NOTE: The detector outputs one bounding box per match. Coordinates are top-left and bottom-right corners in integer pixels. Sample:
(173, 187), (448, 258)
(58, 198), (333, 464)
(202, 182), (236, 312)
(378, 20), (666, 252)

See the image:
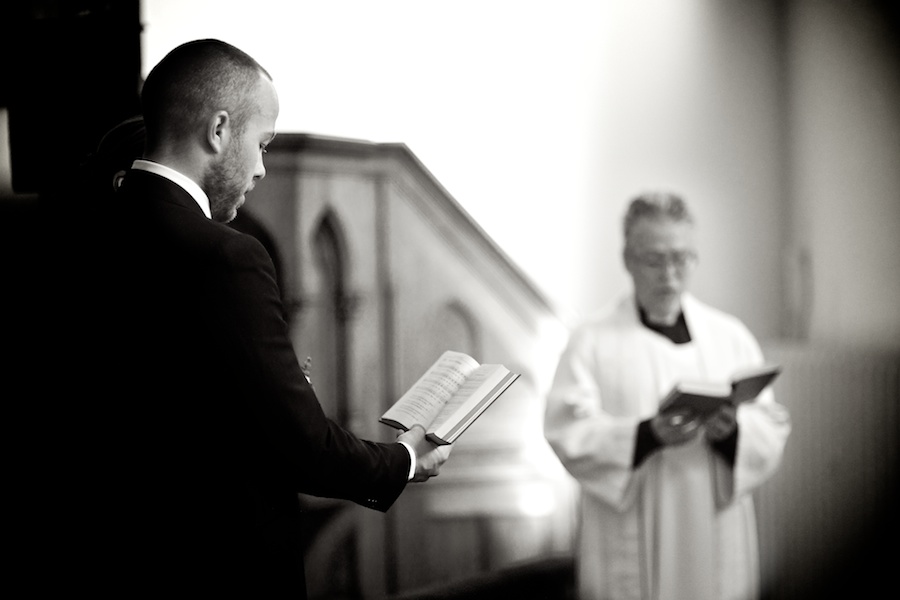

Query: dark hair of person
(140, 39), (272, 152)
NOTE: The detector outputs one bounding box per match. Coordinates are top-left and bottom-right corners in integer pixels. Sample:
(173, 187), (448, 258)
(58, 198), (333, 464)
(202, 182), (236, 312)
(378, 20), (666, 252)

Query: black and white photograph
(2, 2), (897, 599)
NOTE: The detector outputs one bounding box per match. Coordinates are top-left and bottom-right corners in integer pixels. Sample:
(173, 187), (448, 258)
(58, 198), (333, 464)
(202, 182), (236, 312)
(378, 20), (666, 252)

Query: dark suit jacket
(70, 169), (410, 596)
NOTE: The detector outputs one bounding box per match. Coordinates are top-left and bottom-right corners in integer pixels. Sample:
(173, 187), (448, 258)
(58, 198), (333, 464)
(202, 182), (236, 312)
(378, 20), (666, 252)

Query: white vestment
(544, 293), (790, 600)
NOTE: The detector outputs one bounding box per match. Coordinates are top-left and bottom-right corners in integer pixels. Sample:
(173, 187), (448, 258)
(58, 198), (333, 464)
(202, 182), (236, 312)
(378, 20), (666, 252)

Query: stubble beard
(204, 141), (246, 223)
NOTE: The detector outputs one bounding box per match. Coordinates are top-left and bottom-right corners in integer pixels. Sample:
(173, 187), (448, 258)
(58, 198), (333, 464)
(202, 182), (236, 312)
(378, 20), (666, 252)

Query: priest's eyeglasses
(630, 250), (697, 271)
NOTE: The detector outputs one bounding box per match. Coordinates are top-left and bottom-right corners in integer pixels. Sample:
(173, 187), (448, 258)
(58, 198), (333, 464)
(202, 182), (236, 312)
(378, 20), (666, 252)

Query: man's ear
(207, 110), (230, 154)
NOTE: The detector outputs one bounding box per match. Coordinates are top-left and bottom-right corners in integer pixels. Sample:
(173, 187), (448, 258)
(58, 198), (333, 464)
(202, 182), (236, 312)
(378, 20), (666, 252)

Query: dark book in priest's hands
(380, 350), (521, 445)
(658, 363), (782, 420)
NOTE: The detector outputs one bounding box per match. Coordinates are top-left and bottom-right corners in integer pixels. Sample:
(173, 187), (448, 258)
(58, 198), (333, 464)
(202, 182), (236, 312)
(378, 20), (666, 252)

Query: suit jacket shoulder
(104, 169), (410, 509)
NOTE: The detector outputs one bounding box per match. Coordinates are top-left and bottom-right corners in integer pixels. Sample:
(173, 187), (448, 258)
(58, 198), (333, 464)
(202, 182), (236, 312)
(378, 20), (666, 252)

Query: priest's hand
(650, 409), (702, 445)
(704, 403), (737, 442)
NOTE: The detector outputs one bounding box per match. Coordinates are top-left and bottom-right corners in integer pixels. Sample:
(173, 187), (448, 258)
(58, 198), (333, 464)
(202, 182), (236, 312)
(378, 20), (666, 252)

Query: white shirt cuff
(397, 441), (417, 481)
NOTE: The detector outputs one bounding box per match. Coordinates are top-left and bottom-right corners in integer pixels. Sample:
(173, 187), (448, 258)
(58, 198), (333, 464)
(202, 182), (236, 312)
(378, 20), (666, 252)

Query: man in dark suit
(74, 38), (450, 596)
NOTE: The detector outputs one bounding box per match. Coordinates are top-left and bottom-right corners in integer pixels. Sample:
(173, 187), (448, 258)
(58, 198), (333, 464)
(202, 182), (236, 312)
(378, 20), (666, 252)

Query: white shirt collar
(131, 159), (212, 219)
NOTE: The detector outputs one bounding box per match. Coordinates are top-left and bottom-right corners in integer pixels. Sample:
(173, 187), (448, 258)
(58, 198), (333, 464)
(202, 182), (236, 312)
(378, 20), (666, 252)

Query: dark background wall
(1, 0), (142, 195)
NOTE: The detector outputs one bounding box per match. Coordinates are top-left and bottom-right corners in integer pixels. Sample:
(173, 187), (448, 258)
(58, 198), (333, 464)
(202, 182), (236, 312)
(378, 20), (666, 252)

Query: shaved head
(140, 39), (272, 153)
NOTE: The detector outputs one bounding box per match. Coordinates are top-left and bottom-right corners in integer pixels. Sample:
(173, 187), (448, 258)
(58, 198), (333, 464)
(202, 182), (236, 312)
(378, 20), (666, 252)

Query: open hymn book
(380, 350), (521, 445)
(658, 363), (782, 420)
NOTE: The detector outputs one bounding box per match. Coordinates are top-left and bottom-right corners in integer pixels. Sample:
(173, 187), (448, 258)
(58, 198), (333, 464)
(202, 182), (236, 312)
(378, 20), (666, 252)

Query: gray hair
(623, 191), (694, 239)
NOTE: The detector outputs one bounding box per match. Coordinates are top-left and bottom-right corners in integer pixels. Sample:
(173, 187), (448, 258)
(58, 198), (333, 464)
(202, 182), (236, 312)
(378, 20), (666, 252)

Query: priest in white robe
(544, 192), (791, 600)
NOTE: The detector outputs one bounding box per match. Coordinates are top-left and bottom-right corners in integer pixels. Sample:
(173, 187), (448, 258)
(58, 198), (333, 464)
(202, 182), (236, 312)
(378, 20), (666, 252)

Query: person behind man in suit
(76, 38), (451, 596)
